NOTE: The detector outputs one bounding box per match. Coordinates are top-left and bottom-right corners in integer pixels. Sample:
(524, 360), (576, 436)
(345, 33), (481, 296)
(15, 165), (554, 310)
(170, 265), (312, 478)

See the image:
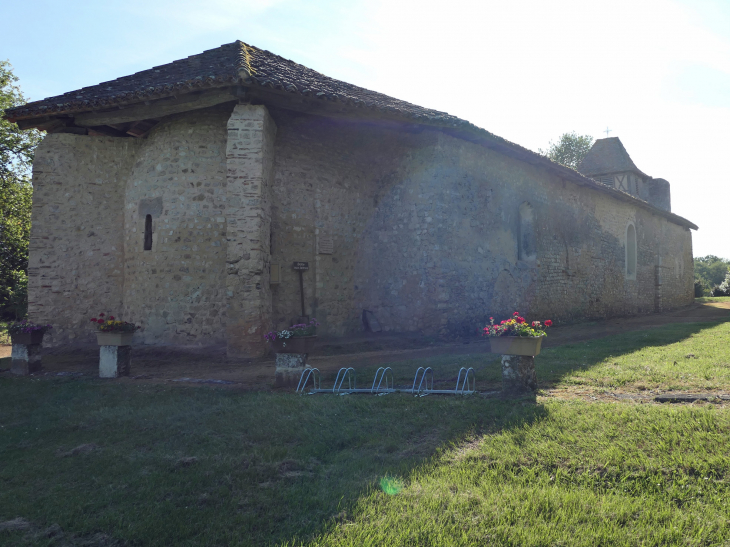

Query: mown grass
(1, 320), (730, 545)
(301, 402), (730, 546)
(695, 296), (730, 304)
(537, 320), (730, 393)
(331, 320), (730, 394)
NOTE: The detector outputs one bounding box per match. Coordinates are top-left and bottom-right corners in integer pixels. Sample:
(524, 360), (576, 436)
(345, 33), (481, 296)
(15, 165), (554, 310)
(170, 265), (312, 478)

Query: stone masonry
(25, 107), (694, 357)
(10, 41), (697, 359)
(225, 105), (277, 357)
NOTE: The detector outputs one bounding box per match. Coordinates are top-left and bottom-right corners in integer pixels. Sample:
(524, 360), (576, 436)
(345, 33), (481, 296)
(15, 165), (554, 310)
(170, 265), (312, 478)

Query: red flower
(99, 313), (105, 317)
(90, 318), (97, 322)
(531, 321), (536, 327)
(500, 320), (506, 325)
(545, 320), (553, 327)
(516, 317), (525, 324)
(489, 317), (494, 321)
(109, 316), (115, 320)
(513, 311), (519, 316)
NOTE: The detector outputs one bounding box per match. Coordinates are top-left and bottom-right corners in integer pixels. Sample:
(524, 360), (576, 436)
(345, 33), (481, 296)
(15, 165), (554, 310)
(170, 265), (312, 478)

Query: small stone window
(518, 202), (536, 261)
(144, 214), (153, 251)
(626, 223), (637, 278)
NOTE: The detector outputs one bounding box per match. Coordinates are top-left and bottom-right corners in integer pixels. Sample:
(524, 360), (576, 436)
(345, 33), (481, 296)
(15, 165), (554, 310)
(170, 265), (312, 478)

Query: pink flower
(545, 320), (553, 327)
(513, 311), (519, 316)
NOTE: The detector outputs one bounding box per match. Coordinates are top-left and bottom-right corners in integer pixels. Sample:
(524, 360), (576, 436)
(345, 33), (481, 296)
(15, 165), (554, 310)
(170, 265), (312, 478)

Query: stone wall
(122, 105), (231, 346)
(268, 112), (694, 339)
(28, 134), (141, 345)
(268, 110), (414, 336)
(26, 105), (694, 354)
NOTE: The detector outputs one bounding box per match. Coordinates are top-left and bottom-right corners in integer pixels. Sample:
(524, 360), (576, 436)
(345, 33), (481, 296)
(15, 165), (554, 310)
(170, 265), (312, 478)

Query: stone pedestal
(501, 354), (537, 395)
(275, 352), (307, 387)
(99, 345), (131, 378)
(10, 343), (43, 375)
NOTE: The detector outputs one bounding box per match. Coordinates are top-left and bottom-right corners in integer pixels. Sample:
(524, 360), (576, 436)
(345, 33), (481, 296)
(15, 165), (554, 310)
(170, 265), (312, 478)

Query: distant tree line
(0, 60), (42, 319)
(694, 255), (730, 297)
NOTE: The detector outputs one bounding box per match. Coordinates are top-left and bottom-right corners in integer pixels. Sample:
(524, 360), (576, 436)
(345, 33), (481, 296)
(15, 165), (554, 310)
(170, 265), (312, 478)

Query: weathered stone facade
(26, 103), (695, 355)
(28, 134), (141, 343)
(268, 113), (694, 338)
(14, 42), (695, 358)
(122, 106), (229, 346)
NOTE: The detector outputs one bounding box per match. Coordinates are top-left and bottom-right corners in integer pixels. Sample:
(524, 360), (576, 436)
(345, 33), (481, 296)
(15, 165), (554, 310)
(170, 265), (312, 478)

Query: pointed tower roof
(578, 137), (648, 178)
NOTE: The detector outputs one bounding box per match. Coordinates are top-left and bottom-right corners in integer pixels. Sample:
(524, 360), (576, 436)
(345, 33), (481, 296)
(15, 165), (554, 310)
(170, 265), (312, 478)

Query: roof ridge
(2, 41), (695, 230)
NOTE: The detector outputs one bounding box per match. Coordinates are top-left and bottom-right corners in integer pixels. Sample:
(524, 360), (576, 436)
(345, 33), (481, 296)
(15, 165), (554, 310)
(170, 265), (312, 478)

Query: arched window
(518, 202), (536, 261)
(626, 223), (636, 278)
(144, 214), (153, 251)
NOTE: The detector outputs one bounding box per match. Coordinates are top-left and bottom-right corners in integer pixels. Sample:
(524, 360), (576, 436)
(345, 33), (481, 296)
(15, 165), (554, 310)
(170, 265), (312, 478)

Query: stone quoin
(4, 41), (697, 358)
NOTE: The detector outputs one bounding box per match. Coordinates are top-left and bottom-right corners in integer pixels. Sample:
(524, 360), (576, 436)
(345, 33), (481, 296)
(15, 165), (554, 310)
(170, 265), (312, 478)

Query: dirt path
(1, 302), (728, 389)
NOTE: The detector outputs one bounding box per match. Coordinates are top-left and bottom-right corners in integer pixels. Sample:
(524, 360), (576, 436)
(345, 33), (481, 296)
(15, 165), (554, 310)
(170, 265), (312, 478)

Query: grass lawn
(333, 320), (730, 395)
(695, 296), (730, 304)
(2, 320), (730, 545)
(0, 321), (9, 345)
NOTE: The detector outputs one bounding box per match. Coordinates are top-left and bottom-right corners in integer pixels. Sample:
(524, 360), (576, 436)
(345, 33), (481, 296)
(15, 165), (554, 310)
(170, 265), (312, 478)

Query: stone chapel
(4, 41), (697, 357)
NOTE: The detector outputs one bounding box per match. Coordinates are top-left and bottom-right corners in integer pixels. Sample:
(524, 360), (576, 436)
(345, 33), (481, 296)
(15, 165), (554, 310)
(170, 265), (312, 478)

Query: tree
(538, 131), (594, 170)
(0, 60), (42, 319)
(694, 255), (730, 296)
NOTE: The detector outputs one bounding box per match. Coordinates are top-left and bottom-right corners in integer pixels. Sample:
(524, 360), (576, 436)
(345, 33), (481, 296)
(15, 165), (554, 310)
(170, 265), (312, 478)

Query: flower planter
(489, 335), (544, 356)
(272, 335), (317, 354)
(10, 331), (45, 346)
(96, 332), (134, 346)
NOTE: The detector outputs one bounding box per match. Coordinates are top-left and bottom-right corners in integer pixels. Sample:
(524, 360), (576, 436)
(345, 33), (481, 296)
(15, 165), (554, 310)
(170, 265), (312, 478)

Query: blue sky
(4, 0), (729, 257)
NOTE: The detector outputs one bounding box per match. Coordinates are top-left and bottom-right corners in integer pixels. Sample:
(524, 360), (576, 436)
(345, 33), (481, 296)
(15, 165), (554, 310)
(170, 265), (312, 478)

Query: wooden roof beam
(73, 87), (241, 127)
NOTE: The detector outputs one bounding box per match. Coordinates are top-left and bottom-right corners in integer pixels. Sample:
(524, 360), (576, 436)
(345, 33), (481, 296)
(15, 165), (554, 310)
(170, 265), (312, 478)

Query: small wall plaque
(293, 262), (309, 271)
(318, 236), (334, 255)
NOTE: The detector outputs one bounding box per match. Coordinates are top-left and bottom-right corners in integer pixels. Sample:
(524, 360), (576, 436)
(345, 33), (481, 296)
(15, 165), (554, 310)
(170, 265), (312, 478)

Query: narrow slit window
(626, 223), (636, 277)
(518, 202), (536, 261)
(144, 214), (153, 251)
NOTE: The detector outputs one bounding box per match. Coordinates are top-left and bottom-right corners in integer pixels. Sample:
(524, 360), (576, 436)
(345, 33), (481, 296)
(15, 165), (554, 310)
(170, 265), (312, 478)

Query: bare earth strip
(1, 301), (728, 396)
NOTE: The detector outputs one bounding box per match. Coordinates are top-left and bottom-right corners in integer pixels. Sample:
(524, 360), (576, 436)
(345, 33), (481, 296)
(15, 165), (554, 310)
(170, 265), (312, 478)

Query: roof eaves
(2, 42), (697, 232)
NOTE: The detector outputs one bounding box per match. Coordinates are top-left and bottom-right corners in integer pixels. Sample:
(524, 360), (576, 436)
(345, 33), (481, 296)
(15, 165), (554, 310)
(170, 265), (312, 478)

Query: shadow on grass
(3, 321), (728, 545)
(0, 376), (546, 546)
(535, 319), (730, 391)
(340, 319), (730, 394)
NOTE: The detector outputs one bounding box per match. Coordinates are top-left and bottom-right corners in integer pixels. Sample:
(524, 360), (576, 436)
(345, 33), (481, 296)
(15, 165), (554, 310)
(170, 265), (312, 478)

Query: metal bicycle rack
(296, 365), (476, 396)
(371, 367), (395, 394)
(411, 367), (434, 396)
(296, 367), (321, 393)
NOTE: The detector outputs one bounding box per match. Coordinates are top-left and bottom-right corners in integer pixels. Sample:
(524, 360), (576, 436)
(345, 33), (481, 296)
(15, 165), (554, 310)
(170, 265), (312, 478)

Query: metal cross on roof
(604, 127), (612, 137)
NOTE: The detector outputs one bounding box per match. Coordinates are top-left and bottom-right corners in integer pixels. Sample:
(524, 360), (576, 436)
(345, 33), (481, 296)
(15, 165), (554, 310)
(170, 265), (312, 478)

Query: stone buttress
(225, 105), (277, 357)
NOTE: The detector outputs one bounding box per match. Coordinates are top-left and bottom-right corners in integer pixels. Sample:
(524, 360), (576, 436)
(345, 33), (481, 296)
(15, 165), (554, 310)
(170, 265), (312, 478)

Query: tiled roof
(3, 41), (696, 230)
(4, 41), (463, 125)
(578, 137), (648, 178)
